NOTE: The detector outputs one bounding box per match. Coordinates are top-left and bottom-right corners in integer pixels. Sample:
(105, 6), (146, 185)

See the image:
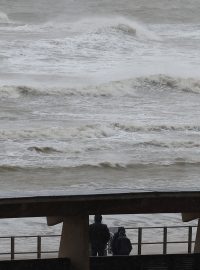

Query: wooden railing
(0, 225), (197, 260)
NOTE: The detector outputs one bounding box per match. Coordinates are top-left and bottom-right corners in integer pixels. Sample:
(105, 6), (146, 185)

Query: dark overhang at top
(0, 190), (199, 218)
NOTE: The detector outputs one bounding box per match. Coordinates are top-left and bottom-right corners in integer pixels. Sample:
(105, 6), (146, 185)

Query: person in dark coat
(111, 227), (124, 255)
(115, 227), (132, 255)
(89, 215), (110, 256)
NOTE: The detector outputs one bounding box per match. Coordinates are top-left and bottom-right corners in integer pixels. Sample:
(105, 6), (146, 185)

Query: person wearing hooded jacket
(89, 215), (110, 256)
(114, 227), (132, 255)
(111, 227), (124, 255)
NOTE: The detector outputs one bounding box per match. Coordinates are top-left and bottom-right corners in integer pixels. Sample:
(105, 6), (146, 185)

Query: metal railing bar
(11, 237), (14, 260)
(7, 251), (58, 255)
(0, 235), (61, 239)
(37, 236), (41, 259)
(188, 226), (192, 254)
(163, 227), (167, 255)
(131, 241), (194, 245)
(138, 227), (142, 255)
(39, 235), (60, 238)
(0, 225), (196, 238)
(14, 235), (60, 239)
(0, 253), (14, 255)
(14, 252), (40, 255)
(126, 225), (198, 230)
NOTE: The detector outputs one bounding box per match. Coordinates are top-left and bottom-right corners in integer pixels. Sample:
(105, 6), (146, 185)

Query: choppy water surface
(0, 0), (200, 236)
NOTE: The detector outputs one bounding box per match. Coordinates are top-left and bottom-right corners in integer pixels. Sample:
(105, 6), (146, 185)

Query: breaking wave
(113, 123), (200, 132)
(1, 75), (200, 99)
(0, 125), (114, 140)
(37, 16), (157, 39)
(1, 160), (200, 172)
(0, 86), (42, 98)
(137, 140), (200, 148)
(0, 123), (200, 140)
(27, 146), (62, 154)
(2, 15), (158, 43)
(95, 160), (200, 168)
(143, 75), (200, 94)
(112, 23), (136, 36)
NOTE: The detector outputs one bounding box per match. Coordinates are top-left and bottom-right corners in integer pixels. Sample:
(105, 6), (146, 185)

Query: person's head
(94, 214), (102, 223)
(118, 226), (126, 236)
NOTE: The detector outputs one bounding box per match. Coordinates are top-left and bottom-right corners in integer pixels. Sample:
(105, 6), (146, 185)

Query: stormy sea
(0, 0), (200, 253)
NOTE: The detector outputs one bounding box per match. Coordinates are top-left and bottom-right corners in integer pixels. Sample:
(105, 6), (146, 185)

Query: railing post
(163, 227), (167, 255)
(37, 236), (42, 259)
(188, 226), (192, 254)
(11, 237), (15, 260)
(138, 227), (142, 255)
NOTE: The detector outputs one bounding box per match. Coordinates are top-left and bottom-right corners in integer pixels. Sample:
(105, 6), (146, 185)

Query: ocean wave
(0, 86), (42, 98)
(113, 123), (200, 132)
(27, 146), (62, 154)
(0, 165), (24, 172)
(142, 75), (200, 94)
(1, 75), (200, 99)
(0, 122), (200, 141)
(112, 23), (136, 36)
(73, 16), (160, 40)
(0, 125), (114, 140)
(1, 160), (200, 172)
(95, 160), (200, 168)
(0, 85), (114, 98)
(6, 15), (159, 41)
(138, 140), (200, 148)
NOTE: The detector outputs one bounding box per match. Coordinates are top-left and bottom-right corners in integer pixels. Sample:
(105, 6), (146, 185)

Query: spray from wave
(0, 11), (10, 23)
(9, 15), (159, 41)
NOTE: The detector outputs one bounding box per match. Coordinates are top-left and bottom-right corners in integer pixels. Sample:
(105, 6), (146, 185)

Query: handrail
(0, 225), (197, 260)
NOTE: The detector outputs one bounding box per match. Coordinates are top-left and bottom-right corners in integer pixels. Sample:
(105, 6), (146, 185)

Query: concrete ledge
(91, 254), (200, 270)
(0, 191), (200, 217)
(0, 258), (70, 270)
(1, 254), (200, 270)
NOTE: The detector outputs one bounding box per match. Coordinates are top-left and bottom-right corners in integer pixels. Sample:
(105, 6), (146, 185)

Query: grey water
(0, 0), (200, 239)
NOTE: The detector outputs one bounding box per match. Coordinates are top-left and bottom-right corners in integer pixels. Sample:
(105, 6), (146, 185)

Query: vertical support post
(37, 236), (42, 259)
(11, 237), (15, 260)
(163, 227), (167, 255)
(138, 227), (142, 255)
(188, 226), (192, 254)
(59, 214), (89, 270)
(194, 219), (200, 253)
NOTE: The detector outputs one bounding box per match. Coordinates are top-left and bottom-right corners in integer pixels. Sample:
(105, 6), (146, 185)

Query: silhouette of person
(89, 214), (110, 256)
(111, 227), (124, 255)
(114, 227), (132, 255)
